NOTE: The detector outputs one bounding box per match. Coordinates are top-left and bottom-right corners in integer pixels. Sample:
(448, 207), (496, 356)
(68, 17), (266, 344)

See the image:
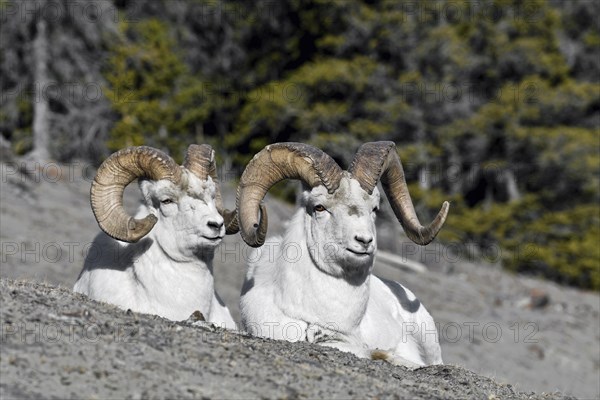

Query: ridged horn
(237, 142), (344, 247)
(183, 144), (238, 234)
(348, 141), (449, 245)
(91, 146), (182, 243)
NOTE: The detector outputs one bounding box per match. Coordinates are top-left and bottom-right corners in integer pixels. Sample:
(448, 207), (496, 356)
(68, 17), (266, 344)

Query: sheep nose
(207, 219), (224, 230)
(354, 233), (373, 246)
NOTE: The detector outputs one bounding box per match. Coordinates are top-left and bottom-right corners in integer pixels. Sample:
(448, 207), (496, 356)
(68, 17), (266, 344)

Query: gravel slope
(1, 160), (599, 399)
(0, 279), (572, 400)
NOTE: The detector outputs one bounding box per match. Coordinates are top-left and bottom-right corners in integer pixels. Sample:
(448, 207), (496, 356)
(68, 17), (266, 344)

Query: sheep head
(90, 145), (238, 251)
(237, 142), (449, 262)
(298, 175), (381, 281)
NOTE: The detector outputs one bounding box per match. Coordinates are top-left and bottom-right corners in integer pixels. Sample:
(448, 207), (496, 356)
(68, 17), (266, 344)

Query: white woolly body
(240, 176), (442, 366)
(74, 172), (235, 328)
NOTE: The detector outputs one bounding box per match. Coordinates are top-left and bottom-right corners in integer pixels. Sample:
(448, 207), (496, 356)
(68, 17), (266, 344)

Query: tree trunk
(416, 127), (429, 190)
(30, 18), (51, 161)
(504, 168), (521, 202)
(418, 166), (430, 190)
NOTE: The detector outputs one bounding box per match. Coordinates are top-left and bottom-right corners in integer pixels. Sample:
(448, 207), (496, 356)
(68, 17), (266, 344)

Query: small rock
(516, 288), (550, 309)
(187, 310), (206, 322)
(529, 289), (550, 309)
(527, 344), (545, 360)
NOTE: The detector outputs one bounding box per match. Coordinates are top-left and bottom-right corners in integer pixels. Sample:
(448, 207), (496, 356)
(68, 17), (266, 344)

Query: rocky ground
(0, 279), (574, 399)
(1, 159), (599, 399)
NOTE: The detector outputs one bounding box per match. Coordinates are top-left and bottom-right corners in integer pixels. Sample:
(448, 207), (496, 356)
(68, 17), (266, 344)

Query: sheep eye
(314, 204), (326, 212)
(372, 207), (379, 213)
(161, 199), (174, 205)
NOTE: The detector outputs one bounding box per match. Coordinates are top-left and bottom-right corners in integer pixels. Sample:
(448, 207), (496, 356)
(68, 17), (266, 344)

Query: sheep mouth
(201, 235), (224, 242)
(346, 248), (373, 257)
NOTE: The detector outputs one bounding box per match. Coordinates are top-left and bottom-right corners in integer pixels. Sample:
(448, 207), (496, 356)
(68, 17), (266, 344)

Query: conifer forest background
(1, 0), (598, 289)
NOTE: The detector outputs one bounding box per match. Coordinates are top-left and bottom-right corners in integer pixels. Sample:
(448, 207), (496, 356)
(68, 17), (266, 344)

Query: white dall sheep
(237, 142), (449, 367)
(74, 145), (238, 328)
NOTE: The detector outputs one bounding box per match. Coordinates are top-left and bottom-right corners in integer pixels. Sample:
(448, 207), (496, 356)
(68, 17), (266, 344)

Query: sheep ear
(138, 179), (154, 207)
(296, 182), (311, 206)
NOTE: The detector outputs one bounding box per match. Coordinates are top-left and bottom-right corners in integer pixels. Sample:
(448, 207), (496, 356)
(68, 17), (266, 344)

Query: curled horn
(348, 141), (449, 245)
(237, 142), (344, 247)
(183, 144), (239, 234)
(91, 146), (182, 243)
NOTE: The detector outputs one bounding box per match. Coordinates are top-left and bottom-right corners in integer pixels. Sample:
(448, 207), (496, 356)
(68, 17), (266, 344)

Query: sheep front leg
(305, 324), (372, 359)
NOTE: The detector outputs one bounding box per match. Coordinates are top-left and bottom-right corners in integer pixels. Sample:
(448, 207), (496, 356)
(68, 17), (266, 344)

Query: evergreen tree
(2, 0), (598, 288)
